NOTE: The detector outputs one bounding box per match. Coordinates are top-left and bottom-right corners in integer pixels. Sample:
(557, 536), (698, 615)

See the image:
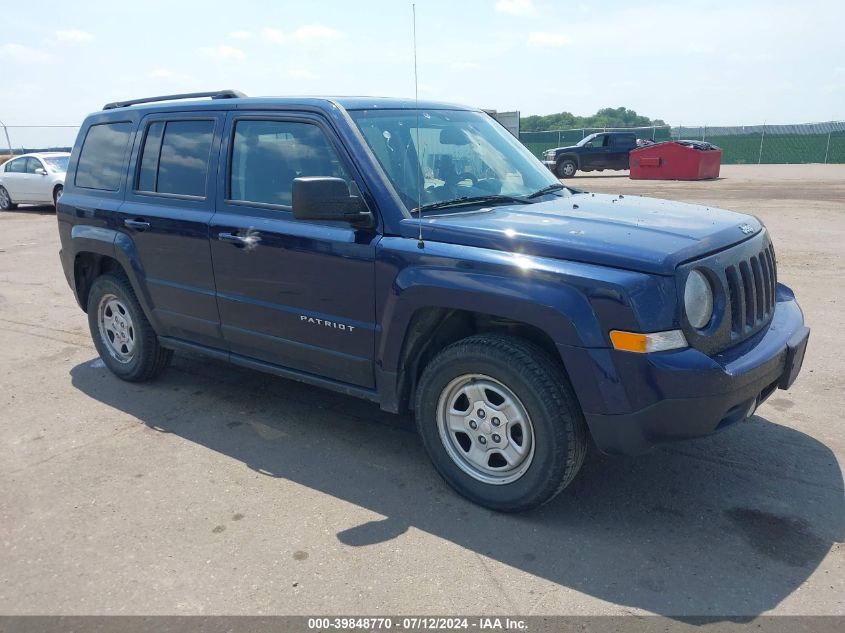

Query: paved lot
(1, 164), (843, 616)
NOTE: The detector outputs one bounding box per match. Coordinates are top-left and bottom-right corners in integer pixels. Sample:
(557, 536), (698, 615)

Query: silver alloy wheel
(436, 374), (535, 485)
(562, 161), (576, 177)
(97, 294), (136, 363)
(0, 187), (10, 209)
(54, 186), (63, 206)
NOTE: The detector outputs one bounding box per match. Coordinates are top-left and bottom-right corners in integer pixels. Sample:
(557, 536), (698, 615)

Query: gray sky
(1, 0), (843, 148)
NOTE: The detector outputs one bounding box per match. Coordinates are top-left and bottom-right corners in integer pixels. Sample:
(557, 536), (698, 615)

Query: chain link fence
(670, 122), (845, 164)
(520, 121), (845, 165)
(4, 122), (844, 167)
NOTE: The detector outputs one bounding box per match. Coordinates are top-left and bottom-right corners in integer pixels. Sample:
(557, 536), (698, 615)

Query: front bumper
(542, 160), (556, 171)
(571, 284), (808, 455)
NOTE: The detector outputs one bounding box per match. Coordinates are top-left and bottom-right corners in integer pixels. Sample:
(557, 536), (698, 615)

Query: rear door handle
(124, 219), (151, 231)
(218, 231), (261, 248)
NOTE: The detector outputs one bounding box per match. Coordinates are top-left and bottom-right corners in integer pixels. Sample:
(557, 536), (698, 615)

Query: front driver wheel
(415, 334), (587, 512)
(87, 273), (172, 382)
(556, 159), (577, 178)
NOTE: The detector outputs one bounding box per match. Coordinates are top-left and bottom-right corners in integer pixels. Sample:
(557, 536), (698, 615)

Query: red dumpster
(629, 140), (722, 180)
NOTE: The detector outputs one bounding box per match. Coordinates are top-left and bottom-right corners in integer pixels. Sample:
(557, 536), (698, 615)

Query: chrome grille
(724, 242), (777, 339)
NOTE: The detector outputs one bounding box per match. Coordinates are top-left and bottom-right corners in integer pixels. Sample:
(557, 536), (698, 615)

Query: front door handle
(124, 218), (151, 231)
(218, 231), (261, 249)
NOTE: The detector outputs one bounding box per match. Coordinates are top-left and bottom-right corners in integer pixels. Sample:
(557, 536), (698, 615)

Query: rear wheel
(415, 334), (587, 512)
(0, 186), (17, 210)
(53, 185), (63, 208)
(556, 159), (577, 179)
(87, 273), (172, 382)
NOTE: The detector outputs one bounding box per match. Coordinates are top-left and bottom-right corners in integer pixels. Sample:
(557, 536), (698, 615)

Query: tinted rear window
(75, 122), (133, 191)
(137, 120), (214, 197)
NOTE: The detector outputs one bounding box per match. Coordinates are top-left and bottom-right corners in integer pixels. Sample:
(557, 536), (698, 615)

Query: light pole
(0, 119), (12, 157)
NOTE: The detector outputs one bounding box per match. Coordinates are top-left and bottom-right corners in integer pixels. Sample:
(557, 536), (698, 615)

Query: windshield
(349, 109), (560, 212)
(42, 156), (69, 172)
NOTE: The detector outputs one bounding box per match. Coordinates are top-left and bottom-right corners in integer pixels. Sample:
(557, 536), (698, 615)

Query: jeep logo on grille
(739, 223), (755, 235)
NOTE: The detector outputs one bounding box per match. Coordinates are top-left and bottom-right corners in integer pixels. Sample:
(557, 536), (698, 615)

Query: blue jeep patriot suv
(57, 90), (809, 511)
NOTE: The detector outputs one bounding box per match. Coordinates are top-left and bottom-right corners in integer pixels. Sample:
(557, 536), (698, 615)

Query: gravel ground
(0, 164), (842, 617)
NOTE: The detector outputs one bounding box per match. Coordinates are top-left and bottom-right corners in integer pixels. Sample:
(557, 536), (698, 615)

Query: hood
(401, 192), (762, 274)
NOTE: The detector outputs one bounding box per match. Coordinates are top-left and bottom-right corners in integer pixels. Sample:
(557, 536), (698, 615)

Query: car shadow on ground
(71, 352), (843, 619)
(1, 204), (56, 216)
(569, 173), (630, 179)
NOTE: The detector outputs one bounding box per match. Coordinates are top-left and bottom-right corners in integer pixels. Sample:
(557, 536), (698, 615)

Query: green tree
(520, 107), (665, 132)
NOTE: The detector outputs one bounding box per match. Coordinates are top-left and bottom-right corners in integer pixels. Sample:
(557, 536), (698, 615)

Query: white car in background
(0, 152), (70, 210)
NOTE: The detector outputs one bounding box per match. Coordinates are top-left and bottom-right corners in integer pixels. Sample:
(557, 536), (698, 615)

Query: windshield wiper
(414, 194), (532, 214)
(527, 183), (568, 199)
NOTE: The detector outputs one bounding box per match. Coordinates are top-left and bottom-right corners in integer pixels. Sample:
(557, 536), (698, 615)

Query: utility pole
(825, 131), (832, 164)
(0, 119), (12, 157)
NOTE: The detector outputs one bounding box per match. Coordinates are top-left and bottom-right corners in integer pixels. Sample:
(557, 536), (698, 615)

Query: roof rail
(102, 89), (246, 111)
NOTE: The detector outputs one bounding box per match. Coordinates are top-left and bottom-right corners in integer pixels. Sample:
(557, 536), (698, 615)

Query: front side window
(76, 122), (133, 191)
(137, 120), (214, 197)
(349, 109), (559, 212)
(229, 120), (350, 207)
(25, 158), (43, 174)
(577, 133), (609, 148)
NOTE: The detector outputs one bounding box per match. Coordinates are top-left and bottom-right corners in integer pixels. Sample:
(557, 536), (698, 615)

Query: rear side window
(76, 122), (133, 191)
(137, 120), (214, 197)
(6, 158), (26, 173)
(229, 120), (349, 207)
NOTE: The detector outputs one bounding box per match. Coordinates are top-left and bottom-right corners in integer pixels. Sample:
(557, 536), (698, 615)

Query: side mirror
(292, 177), (373, 225)
(35, 168), (48, 176)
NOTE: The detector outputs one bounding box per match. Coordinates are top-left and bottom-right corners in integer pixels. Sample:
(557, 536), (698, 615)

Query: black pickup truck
(543, 131), (637, 178)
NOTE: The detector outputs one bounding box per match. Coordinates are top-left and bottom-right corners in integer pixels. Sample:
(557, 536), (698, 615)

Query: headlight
(684, 269), (714, 329)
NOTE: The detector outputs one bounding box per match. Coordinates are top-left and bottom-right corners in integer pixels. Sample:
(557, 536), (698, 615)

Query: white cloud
(262, 27), (285, 43)
(292, 24), (341, 41)
(450, 61), (480, 70)
(527, 32), (571, 47)
(199, 45), (246, 60)
(496, 0), (537, 17)
(148, 68), (176, 79)
(288, 69), (319, 80)
(0, 43), (53, 63)
(146, 68), (196, 84)
(228, 30), (252, 40)
(262, 23), (342, 44)
(53, 29), (94, 44)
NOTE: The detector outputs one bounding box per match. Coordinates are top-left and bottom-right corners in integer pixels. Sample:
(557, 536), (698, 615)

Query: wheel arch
(389, 306), (575, 413)
(71, 231), (160, 332)
(73, 252), (127, 313)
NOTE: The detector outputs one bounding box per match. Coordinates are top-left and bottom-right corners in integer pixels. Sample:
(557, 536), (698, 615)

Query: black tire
(415, 334), (587, 512)
(0, 186), (17, 210)
(53, 185), (63, 208)
(86, 272), (173, 382)
(556, 159), (577, 179)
